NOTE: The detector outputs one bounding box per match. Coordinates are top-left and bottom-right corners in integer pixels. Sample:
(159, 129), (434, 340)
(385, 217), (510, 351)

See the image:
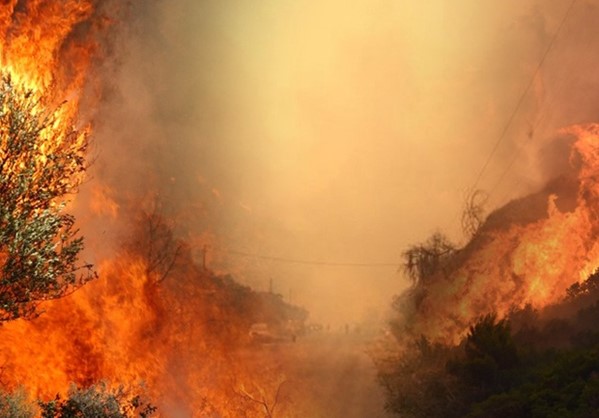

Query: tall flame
(0, 0), (97, 100)
(0, 3), (299, 416)
(10, 0), (599, 415)
(400, 124), (599, 344)
(0, 1), (103, 200)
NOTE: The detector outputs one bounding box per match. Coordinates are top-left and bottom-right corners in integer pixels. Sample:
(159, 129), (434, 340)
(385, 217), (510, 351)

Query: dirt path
(239, 332), (393, 417)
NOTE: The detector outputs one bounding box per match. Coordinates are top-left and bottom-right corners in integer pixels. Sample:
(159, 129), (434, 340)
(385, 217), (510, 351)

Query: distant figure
(345, 324), (349, 334)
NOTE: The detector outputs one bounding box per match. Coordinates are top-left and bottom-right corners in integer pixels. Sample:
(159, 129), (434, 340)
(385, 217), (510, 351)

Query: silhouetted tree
(461, 189), (488, 239)
(567, 268), (599, 299)
(402, 232), (456, 285)
(126, 199), (182, 285)
(465, 314), (519, 370)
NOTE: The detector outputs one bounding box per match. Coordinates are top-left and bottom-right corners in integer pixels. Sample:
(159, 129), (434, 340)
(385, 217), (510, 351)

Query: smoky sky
(81, 0), (599, 325)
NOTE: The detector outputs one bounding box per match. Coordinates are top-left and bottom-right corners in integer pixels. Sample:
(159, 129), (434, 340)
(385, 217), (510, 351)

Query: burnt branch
(461, 189), (488, 239)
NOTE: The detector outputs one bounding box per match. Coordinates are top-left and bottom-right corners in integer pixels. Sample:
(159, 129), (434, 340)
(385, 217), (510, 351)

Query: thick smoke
(384, 1), (599, 343)
(77, 0), (599, 333)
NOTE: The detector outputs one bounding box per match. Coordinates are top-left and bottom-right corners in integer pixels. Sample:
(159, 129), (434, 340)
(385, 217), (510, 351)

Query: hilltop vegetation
(377, 276), (599, 417)
(376, 160), (599, 417)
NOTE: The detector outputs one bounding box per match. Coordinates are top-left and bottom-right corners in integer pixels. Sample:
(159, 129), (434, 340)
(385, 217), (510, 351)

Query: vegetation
(0, 389), (35, 418)
(377, 286), (599, 418)
(126, 200), (182, 285)
(0, 77), (309, 416)
(0, 76), (94, 321)
(0, 384), (156, 418)
(401, 232), (456, 285)
(461, 189), (488, 239)
(39, 384), (156, 418)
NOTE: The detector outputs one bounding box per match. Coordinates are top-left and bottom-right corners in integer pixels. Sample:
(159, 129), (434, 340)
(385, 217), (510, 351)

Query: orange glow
(0, 0), (290, 399)
(0, 1), (100, 202)
(89, 184), (119, 219)
(0, 243), (285, 416)
(404, 124), (599, 344)
(0, 0), (95, 97)
(4, 0), (599, 415)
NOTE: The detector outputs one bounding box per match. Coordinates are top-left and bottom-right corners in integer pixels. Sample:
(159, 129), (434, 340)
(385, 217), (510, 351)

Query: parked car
(248, 322), (292, 343)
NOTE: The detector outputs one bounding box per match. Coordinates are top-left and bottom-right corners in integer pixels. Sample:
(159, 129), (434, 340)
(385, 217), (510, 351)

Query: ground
(237, 330), (393, 417)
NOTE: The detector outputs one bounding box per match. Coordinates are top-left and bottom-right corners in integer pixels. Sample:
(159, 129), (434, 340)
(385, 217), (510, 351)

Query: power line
(226, 249), (400, 268)
(471, 0), (578, 190)
(489, 4), (594, 200)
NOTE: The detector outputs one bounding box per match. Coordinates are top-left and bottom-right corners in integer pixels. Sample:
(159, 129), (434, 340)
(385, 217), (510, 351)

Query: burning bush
(377, 125), (599, 417)
(39, 383), (156, 418)
(0, 384), (156, 418)
(0, 388), (35, 418)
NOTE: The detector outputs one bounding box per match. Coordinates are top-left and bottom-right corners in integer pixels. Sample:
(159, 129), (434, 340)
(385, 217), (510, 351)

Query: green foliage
(446, 315), (520, 408)
(464, 314), (519, 369)
(0, 388), (36, 418)
(467, 347), (599, 418)
(0, 76), (94, 321)
(377, 310), (599, 418)
(39, 383), (156, 418)
(377, 336), (462, 418)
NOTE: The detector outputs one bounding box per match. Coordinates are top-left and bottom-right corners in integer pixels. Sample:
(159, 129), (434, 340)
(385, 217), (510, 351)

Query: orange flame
(0, 4), (288, 417)
(0, 1), (103, 201)
(1, 0), (97, 100)
(0, 242), (290, 416)
(402, 124), (599, 344)
(0, 3), (291, 416)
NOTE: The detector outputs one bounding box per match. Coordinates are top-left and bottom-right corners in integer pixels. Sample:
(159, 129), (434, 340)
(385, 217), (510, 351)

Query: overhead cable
(226, 249), (400, 268)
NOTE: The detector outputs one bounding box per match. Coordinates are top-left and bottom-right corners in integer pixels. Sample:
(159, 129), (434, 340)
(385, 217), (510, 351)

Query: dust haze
(83, 0), (599, 327)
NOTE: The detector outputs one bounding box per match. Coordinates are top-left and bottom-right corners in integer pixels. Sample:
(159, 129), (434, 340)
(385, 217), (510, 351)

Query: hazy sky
(88, 0), (599, 326)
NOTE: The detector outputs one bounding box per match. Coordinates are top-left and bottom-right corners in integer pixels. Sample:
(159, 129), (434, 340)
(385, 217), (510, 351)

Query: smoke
(78, 0), (599, 329)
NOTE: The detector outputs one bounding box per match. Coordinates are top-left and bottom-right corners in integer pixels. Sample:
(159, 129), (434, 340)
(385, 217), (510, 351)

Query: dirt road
(238, 332), (393, 417)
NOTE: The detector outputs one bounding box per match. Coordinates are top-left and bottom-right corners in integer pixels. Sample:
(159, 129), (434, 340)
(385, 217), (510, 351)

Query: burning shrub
(39, 383), (156, 418)
(0, 388), (35, 418)
(377, 283), (599, 417)
(0, 76), (94, 321)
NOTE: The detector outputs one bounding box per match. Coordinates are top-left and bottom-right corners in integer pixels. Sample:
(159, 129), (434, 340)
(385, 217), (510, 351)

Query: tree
(0, 76), (94, 321)
(447, 314), (520, 404)
(461, 189), (488, 239)
(39, 383), (156, 418)
(125, 199), (182, 285)
(375, 336), (461, 418)
(464, 314), (519, 370)
(566, 268), (599, 299)
(402, 232), (456, 285)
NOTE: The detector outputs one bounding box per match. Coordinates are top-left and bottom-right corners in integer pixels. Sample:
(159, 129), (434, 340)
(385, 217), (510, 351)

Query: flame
(0, 0), (97, 100)
(0, 1), (103, 204)
(0, 242), (286, 416)
(402, 124), (599, 344)
(89, 183), (119, 218)
(0, 4), (293, 416)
